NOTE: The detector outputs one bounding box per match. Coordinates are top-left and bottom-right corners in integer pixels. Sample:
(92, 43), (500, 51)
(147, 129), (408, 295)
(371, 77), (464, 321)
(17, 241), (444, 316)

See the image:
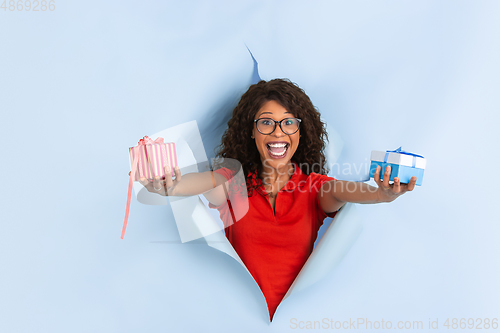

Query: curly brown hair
(215, 78), (329, 194)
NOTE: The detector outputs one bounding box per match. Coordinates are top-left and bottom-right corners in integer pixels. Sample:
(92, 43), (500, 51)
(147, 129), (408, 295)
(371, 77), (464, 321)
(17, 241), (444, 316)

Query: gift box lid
(370, 147), (426, 169)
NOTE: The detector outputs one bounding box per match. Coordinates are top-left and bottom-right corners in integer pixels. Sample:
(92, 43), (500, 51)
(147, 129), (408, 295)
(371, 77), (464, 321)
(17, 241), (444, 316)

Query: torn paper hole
(129, 120), (363, 321)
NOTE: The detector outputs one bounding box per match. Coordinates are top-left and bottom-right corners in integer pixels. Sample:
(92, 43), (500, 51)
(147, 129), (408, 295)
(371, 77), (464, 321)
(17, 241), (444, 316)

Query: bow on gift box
(384, 147), (424, 168)
(121, 136), (176, 239)
(138, 135), (164, 146)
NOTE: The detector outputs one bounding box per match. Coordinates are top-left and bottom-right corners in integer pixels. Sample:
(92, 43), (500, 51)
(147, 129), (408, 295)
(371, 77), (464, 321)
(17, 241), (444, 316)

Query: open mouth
(266, 143), (289, 159)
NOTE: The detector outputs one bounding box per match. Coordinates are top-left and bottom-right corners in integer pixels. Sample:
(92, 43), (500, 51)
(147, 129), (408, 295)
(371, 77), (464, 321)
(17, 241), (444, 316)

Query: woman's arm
(319, 165), (417, 213)
(137, 166), (230, 206)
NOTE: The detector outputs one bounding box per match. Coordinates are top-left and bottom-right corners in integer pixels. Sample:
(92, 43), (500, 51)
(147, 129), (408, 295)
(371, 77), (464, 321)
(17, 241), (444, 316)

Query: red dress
(209, 163), (337, 320)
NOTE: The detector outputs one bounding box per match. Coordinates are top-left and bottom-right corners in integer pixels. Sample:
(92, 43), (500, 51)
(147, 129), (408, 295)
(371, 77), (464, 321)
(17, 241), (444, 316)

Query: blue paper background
(1, 0), (499, 332)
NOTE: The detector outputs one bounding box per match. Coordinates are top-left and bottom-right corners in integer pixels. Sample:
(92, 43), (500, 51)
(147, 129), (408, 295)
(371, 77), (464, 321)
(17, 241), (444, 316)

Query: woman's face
(252, 100), (300, 171)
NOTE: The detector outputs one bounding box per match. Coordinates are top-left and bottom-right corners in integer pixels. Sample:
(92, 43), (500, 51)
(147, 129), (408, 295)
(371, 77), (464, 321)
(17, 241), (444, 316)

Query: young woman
(138, 79), (417, 320)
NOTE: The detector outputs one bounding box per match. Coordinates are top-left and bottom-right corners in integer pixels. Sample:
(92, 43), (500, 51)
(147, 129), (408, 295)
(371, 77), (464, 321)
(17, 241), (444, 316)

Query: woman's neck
(260, 161), (295, 185)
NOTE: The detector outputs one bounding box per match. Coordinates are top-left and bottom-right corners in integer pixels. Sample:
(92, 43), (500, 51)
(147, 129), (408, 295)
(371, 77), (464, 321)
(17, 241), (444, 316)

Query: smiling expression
(252, 100), (300, 170)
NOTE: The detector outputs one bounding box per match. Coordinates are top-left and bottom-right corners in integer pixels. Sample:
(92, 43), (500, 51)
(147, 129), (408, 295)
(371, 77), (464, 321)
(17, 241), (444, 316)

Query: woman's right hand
(129, 166), (182, 196)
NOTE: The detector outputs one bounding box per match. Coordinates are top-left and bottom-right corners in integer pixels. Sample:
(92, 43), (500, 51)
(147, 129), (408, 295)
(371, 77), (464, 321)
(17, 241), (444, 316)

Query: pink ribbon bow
(138, 136), (164, 145)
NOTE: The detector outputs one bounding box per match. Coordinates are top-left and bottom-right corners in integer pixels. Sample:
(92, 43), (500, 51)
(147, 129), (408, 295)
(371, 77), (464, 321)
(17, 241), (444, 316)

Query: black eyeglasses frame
(253, 117), (302, 135)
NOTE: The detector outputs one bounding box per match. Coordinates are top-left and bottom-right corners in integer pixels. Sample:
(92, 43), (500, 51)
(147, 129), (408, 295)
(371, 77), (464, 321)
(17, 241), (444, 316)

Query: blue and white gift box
(369, 147), (426, 186)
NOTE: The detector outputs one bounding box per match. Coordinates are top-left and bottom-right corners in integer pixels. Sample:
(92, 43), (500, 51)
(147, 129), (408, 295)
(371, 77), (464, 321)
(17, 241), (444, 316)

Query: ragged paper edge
(282, 203), (363, 301)
(125, 43), (358, 314)
(128, 119), (359, 315)
(193, 199), (363, 320)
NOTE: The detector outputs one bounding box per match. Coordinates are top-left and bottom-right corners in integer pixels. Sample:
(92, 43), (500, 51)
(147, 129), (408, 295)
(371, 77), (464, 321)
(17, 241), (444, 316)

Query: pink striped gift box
(128, 136), (178, 181)
(122, 136), (178, 239)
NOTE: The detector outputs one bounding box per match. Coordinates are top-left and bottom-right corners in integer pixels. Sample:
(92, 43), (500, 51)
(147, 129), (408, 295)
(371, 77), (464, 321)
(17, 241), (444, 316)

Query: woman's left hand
(374, 165), (417, 203)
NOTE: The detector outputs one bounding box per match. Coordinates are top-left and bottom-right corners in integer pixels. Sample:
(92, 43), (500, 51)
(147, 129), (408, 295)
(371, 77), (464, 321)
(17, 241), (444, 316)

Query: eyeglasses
(253, 117), (302, 135)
